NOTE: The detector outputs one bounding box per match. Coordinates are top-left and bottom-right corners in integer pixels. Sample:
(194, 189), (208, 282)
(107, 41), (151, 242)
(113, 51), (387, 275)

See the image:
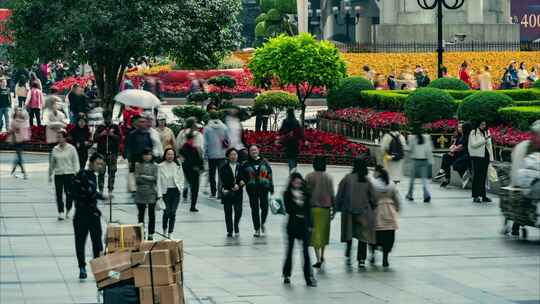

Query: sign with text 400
(511, 0), (540, 41)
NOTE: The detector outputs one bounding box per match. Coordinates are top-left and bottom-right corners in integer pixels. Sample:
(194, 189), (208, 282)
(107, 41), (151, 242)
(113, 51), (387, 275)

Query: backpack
(387, 134), (404, 161)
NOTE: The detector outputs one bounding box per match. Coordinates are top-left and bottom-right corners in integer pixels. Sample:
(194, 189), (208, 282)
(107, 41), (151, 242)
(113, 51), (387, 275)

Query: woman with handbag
(135, 148), (159, 240)
(305, 156), (335, 269)
(336, 158), (376, 268)
(468, 120), (494, 203)
(219, 148), (246, 237)
(9, 107), (30, 179)
(158, 148), (184, 238)
(370, 165), (400, 268)
(282, 172), (317, 287)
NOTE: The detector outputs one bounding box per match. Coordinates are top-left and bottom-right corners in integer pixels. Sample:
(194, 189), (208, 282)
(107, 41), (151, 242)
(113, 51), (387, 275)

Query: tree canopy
(248, 33), (347, 124)
(5, 0), (243, 110)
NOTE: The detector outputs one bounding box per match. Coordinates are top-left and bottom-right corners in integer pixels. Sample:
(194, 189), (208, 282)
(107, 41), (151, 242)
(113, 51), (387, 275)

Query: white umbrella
(114, 89), (161, 109)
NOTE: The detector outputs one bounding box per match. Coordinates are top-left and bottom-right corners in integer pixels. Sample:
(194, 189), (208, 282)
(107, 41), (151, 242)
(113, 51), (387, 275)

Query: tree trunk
(91, 61), (125, 112)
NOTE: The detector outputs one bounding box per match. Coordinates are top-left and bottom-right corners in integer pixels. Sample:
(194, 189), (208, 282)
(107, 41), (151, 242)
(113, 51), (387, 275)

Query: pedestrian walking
(405, 126), (434, 203)
(279, 108), (304, 172)
(243, 145), (274, 237)
(9, 107), (29, 179)
(44, 97), (67, 157)
(71, 152), (109, 280)
(459, 61), (472, 88)
(335, 158), (376, 268)
(125, 115), (153, 192)
(179, 132), (204, 212)
(468, 120), (494, 203)
(25, 81), (44, 126)
(0, 77), (12, 132)
(305, 156), (334, 269)
(67, 84), (89, 123)
(380, 124), (406, 184)
(370, 165), (400, 268)
(135, 148), (159, 240)
(517, 62), (530, 88)
(156, 112), (176, 151)
(94, 110), (121, 193)
(29, 72), (42, 91)
(145, 113), (164, 159)
(69, 117), (92, 170)
(282, 172), (317, 287)
(508, 61), (519, 88)
(49, 131), (80, 220)
(225, 110), (247, 162)
(204, 111), (229, 199)
(15, 78), (28, 108)
(158, 148), (184, 238)
(219, 148), (246, 237)
(478, 66), (493, 91)
(176, 117), (204, 203)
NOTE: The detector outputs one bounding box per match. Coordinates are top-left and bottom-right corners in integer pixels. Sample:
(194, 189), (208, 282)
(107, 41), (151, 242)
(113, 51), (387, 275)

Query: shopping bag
(269, 195), (285, 215)
(488, 164), (498, 183)
(127, 172), (136, 193)
(156, 198), (166, 211)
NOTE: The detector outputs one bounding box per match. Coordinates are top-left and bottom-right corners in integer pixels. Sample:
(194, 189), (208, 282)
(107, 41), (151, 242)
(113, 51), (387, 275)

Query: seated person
(434, 122), (472, 188)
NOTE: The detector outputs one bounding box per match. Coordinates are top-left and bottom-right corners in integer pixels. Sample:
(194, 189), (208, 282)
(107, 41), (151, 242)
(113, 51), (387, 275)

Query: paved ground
(1, 152), (539, 304)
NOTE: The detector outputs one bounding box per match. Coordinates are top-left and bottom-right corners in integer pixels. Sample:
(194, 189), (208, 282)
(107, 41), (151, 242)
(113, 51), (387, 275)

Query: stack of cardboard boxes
(89, 224), (185, 304)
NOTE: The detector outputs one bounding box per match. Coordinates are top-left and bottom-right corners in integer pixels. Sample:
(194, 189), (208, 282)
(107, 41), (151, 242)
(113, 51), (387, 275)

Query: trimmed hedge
(254, 90), (299, 111)
(534, 80), (540, 89)
(428, 77), (469, 90)
(498, 106), (540, 130)
(327, 77), (374, 109)
(360, 91), (407, 111)
(404, 88), (456, 124)
(513, 100), (540, 107)
(458, 91), (513, 125)
(497, 89), (540, 101)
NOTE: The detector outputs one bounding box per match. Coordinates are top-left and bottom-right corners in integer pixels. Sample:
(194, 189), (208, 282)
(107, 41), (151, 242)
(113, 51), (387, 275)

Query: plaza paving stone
(0, 152), (539, 304)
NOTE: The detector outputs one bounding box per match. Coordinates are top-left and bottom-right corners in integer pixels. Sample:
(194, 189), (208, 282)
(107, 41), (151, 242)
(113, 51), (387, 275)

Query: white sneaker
(58, 212), (65, 221)
(167, 233), (171, 239)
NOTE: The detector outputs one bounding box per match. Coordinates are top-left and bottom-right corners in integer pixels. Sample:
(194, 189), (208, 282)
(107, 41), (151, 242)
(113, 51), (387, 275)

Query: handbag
(156, 198), (166, 211)
(127, 172), (137, 193)
(269, 195), (285, 215)
(488, 164), (498, 183)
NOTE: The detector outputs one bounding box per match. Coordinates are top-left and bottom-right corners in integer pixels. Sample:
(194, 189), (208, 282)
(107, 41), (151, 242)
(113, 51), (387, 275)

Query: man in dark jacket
(71, 153), (109, 280)
(219, 148), (246, 237)
(125, 115), (153, 174)
(94, 110), (122, 192)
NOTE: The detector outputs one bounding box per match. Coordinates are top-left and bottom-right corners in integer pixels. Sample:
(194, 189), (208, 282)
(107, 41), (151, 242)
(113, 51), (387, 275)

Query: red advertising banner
(0, 9), (11, 44)
(511, 0), (540, 42)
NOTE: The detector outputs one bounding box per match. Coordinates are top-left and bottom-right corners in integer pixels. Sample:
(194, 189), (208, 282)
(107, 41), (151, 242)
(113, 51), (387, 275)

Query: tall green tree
(248, 33), (347, 125)
(4, 0), (242, 110)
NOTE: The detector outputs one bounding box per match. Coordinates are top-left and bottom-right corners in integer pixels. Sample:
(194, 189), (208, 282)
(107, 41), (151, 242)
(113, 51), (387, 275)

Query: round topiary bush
(255, 13), (267, 24)
(458, 91), (513, 125)
(255, 22), (267, 37)
(404, 88), (456, 124)
(266, 8), (282, 21)
(326, 77), (374, 110)
(254, 90), (299, 110)
(533, 80), (540, 89)
(428, 77), (470, 90)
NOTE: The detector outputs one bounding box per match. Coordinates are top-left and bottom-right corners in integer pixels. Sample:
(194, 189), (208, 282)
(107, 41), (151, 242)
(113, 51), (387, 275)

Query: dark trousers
(98, 156), (118, 192)
(345, 240), (368, 262)
(137, 204), (156, 235)
(248, 190), (269, 231)
(77, 148), (88, 171)
(440, 153), (454, 180)
(283, 219), (312, 282)
(54, 174), (74, 213)
(255, 115), (268, 132)
(208, 158), (225, 196)
(471, 156), (489, 198)
(28, 108), (41, 126)
(185, 169), (200, 208)
(17, 96), (26, 108)
(74, 213), (103, 268)
(223, 194), (243, 234)
(163, 188), (180, 233)
(11, 143), (25, 174)
(287, 158), (298, 172)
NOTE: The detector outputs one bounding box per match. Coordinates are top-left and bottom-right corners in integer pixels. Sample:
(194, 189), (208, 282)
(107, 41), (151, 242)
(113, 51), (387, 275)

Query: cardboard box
(139, 283), (184, 304)
(173, 270), (183, 285)
(140, 240), (183, 265)
(173, 260), (182, 273)
(133, 265), (174, 287)
(106, 224), (144, 253)
(132, 250), (171, 267)
(89, 251), (134, 289)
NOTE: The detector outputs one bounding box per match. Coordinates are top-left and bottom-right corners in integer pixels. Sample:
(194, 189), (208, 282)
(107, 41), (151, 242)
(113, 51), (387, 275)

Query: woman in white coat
(380, 124), (407, 184)
(158, 148), (184, 238)
(468, 120), (494, 203)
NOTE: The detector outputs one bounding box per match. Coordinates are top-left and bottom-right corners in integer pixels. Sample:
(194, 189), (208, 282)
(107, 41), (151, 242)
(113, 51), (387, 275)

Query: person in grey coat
(204, 112), (230, 198)
(135, 148), (160, 240)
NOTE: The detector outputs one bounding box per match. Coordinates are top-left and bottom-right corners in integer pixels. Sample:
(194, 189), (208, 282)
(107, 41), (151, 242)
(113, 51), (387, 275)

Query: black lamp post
(333, 0), (362, 42)
(417, 0), (465, 78)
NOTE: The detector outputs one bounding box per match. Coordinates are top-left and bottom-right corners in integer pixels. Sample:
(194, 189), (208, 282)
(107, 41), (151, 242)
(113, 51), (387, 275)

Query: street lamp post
(417, 0), (465, 78)
(308, 2), (322, 35)
(333, 0), (362, 42)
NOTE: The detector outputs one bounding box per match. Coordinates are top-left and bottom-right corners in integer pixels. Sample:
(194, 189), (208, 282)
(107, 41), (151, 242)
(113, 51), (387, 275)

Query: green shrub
(172, 105), (208, 123)
(533, 80), (540, 89)
(255, 13), (267, 24)
(186, 91), (208, 104)
(513, 100), (540, 107)
(360, 91), (408, 111)
(255, 21), (267, 37)
(326, 77), (374, 109)
(497, 89), (540, 101)
(428, 77), (469, 90)
(266, 8), (282, 21)
(254, 90), (299, 111)
(458, 91), (513, 125)
(404, 88), (456, 124)
(445, 90), (477, 100)
(498, 106), (540, 130)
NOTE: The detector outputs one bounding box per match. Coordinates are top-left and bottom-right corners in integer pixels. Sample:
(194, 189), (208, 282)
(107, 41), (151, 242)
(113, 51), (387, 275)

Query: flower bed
(243, 129), (369, 165)
(51, 76), (94, 94)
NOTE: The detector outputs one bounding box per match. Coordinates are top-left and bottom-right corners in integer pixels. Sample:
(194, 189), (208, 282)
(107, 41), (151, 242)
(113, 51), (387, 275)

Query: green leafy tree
(5, 0), (242, 111)
(254, 90), (299, 130)
(248, 33), (347, 125)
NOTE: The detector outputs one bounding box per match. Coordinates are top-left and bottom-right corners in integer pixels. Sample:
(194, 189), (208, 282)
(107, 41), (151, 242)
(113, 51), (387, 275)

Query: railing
(338, 41), (540, 53)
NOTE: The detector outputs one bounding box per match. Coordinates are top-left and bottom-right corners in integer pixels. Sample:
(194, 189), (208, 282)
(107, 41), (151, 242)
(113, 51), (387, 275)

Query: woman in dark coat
(69, 117), (92, 170)
(279, 108), (304, 172)
(282, 172), (317, 287)
(179, 131), (204, 212)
